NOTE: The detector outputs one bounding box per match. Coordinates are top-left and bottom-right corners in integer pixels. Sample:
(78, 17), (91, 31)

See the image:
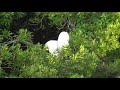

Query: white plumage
(45, 31), (69, 55)
(45, 40), (58, 55)
(57, 31), (69, 50)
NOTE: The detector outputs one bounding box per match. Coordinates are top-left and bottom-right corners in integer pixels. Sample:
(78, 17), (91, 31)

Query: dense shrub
(0, 12), (120, 78)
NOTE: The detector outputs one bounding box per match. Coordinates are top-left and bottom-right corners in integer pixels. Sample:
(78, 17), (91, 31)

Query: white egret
(45, 31), (69, 55)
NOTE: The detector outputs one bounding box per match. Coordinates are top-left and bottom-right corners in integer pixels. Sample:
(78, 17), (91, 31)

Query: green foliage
(0, 12), (120, 78)
(0, 35), (3, 42)
(0, 12), (14, 29)
(16, 29), (33, 44)
(13, 12), (27, 19)
(2, 30), (13, 40)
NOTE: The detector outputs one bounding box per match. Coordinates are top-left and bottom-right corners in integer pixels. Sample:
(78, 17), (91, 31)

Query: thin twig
(0, 40), (17, 46)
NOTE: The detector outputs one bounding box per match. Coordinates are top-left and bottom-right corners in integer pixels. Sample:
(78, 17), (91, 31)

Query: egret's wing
(45, 40), (58, 55)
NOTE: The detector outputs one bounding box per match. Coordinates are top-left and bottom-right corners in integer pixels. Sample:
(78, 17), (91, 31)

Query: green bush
(0, 12), (120, 78)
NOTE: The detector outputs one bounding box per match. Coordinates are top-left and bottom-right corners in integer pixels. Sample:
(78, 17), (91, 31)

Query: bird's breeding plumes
(45, 31), (69, 55)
